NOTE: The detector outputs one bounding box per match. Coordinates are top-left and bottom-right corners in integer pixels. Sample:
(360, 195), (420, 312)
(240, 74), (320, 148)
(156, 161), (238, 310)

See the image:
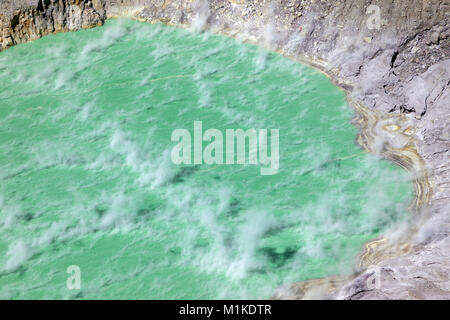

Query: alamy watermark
(366, 5), (381, 30)
(66, 265), (81, 290)
(171, 121), (279, 175)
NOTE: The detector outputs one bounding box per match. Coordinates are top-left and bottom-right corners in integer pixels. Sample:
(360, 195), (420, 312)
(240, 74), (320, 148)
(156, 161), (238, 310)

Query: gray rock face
(0, 0), (105, 50)
(0, 0), (448, 300)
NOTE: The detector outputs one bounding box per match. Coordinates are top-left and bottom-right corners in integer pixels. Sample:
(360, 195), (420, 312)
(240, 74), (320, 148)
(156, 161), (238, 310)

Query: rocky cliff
(1, 0), (449, 299)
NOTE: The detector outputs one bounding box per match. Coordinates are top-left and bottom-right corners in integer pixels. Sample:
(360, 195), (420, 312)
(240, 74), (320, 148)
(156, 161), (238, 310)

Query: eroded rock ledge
(1, 0), (449, 299)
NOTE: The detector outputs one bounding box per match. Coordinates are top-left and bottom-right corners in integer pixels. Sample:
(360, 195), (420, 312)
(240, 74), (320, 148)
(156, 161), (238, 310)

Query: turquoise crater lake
(0, 19), (412, 299)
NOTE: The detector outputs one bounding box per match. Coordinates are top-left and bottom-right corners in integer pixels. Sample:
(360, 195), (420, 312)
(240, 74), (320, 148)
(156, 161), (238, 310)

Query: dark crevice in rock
(10, 13), (20, 29)
(390, 50), (399, 68)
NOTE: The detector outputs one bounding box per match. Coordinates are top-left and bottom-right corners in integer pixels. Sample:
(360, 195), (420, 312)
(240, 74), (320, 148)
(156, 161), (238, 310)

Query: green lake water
(0, 19), (412, 299)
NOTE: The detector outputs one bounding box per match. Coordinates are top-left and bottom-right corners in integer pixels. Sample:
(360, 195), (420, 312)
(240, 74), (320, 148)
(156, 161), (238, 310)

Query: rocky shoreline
(1, 0), (449, 299)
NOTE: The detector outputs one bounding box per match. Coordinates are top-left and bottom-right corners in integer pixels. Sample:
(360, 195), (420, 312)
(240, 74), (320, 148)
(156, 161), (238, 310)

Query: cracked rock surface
(0, 0), (449, 299)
